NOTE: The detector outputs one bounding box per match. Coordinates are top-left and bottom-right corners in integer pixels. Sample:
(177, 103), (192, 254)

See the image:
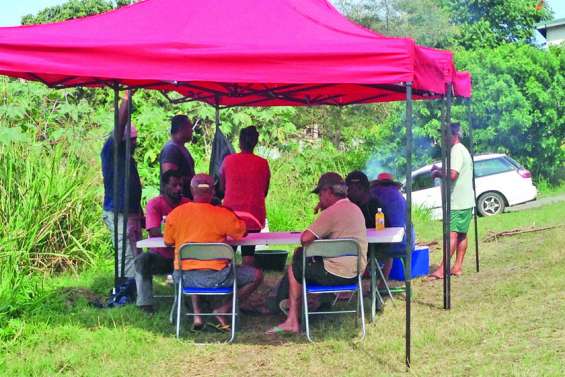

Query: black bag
(209, 126), (234, 198)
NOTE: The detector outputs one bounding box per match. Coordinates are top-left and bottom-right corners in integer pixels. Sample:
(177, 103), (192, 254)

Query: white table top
(136, 227), (404, 249)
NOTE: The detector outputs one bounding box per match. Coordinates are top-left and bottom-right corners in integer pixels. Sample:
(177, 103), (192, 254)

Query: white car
(410, 153), (537, 217)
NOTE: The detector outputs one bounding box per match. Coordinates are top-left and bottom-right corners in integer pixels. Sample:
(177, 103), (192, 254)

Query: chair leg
(358, 278), (366, 341)
(175, 280), (182, 338)
(169, 284), (177, 324)
(303, 284), (312, 342)
(228, 282), (237, 344)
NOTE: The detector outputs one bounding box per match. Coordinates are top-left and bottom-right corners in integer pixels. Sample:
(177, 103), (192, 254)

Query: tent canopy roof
(0, 0), (470, 106)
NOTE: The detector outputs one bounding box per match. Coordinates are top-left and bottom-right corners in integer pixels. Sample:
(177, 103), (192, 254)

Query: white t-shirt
(450, 143), (475, 210)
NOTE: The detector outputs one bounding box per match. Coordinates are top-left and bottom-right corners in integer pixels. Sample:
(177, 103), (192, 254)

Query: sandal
(208, 322), (231, 333)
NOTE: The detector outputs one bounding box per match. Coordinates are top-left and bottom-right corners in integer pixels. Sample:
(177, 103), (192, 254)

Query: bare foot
(451, 269), (462, 276)
(424, 270), (444, 282)
(266, 320), (299, 335)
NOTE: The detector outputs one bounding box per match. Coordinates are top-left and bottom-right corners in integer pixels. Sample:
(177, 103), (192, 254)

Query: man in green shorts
(428, 123), (475, 279)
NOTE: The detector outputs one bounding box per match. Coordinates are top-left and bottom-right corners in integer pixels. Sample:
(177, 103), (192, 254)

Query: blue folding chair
(173, 243), (237, 343)
(302, 239), (366, 342)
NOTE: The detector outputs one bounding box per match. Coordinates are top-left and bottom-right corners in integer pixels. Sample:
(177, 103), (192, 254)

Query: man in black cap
(346, 170), (382, 228)
(267, 172), (367, 334)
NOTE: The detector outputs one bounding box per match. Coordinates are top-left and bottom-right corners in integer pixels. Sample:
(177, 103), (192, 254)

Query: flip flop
(265, 326), (297, 335)
(208, 322), (231, 333)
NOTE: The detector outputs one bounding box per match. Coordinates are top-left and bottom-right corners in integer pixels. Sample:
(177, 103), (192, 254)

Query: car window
(475, 157), (515, 177)
(504, 156), (525, 169)
(413, 171), (434, 191)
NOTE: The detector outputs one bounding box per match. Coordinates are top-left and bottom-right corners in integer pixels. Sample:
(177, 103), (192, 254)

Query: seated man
(346, 170), (382, 228)
(164, 174), (263, 330)
(135, 170), (189, 313)
(268, 172), (367, 334)
(370, 172), (415, 280)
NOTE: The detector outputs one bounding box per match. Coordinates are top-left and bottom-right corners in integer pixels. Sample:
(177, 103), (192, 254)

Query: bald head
(190, 174), (215, 202)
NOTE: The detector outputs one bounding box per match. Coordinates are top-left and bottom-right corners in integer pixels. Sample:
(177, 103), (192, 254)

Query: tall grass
(0, 142), (108, 323)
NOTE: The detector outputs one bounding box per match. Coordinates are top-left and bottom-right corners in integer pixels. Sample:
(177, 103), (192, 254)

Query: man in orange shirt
(164, 174), (263, 330)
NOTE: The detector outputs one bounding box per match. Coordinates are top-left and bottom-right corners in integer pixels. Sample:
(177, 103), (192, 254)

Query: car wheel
(477, 192), (506, 216)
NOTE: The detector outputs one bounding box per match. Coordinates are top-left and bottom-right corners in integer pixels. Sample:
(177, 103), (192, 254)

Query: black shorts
(291, 248), (356, 286)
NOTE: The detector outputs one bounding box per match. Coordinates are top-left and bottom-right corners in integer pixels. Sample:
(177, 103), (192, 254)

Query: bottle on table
(375, 208), (385, 231)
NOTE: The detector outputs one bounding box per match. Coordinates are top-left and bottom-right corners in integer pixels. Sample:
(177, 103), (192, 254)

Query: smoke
(363, 135), (435, 181)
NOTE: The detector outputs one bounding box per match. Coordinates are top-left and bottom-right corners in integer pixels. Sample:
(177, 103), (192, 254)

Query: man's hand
(431, 164), (441, 179)
(313, 202), (322, 214)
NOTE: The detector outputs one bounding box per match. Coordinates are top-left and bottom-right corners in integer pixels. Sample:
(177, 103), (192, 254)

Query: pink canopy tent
(0, 0), (473, 368)
(0, 0), (469, 106)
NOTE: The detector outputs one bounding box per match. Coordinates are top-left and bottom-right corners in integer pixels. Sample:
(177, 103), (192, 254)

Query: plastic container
(375, 208), (385, 231)
(254, 250), (288, 271)
(388, 246), (430, 281)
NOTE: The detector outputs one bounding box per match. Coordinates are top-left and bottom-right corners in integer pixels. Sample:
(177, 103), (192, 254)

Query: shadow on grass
(28, 274), (373, 347)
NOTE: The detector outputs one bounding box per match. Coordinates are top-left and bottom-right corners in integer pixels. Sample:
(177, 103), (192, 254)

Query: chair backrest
(304, 239), (360, 259)
(178, 243), (234, 261)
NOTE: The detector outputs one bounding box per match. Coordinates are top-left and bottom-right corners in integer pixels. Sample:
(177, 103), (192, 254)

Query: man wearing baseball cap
(267, 172), (367, 334)
(101, 91), (143, 305)
(428, 122), (475, 280)
(164, 174), (263, 331)
(370, 172), (414, 282)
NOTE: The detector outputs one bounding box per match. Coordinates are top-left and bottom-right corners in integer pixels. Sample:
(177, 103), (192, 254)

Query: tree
(452, 44), (564, 181)
(332, 0), (456, 48)
(21, 0), (136, 25)
(441, 0), (552, 49)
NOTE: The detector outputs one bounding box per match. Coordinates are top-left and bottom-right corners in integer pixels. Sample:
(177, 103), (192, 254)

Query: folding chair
(173, 243), (237, 343)
(302, 239), (366, 342)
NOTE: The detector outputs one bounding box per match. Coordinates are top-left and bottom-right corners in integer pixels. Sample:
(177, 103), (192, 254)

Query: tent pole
(404, 82), (413, 369)
(440, 97), (449, 310)
(112, 84), (120, 292)
(121, 90), (133, 279)
(467, 98), (480, 272)
(445, 83), (453, 310)
(215, 95), (221, 129)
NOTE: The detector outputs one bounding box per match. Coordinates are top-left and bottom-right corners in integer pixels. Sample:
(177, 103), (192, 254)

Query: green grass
(1, 202), (564, 377)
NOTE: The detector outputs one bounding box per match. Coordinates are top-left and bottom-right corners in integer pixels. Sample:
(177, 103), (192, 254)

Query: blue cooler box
(389, 246), (429, 281)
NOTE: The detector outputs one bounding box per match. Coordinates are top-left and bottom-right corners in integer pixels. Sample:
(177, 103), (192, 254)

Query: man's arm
(264, 165), (271, 197)
(300, 229), (318, 247)
(115, 90), (133, 141)
(431, 165), (459, 182)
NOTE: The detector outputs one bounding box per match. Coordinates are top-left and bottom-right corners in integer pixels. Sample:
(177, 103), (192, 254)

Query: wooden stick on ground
(483, 224), (564, 243)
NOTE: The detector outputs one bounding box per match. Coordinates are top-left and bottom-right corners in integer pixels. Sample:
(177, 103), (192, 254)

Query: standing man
(220, 126), (271, 266)
(135, 170), (190, 313)
(428, 123), (475, 279)
(101, 91), (142, 304)
(159, 115), (195, 198)
(267, 172), (367, 334)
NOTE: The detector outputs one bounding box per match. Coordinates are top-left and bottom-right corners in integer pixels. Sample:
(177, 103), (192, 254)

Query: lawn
(1, 202), (564, 377)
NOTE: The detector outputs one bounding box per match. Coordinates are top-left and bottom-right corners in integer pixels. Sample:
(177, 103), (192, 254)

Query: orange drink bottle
(375, 208), (385, 231)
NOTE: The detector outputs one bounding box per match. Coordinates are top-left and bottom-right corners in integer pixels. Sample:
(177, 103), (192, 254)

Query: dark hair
(345, 170), (370, 191)
(171, 115), (190, 135)
(161, 170), (182, 186)
(239, 126), (259, 151)
(450, 122), (461, 136)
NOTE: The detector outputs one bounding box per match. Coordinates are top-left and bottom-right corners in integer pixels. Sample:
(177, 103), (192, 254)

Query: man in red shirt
(220, 126), (271, 266)
(135, 170), (189, 313)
